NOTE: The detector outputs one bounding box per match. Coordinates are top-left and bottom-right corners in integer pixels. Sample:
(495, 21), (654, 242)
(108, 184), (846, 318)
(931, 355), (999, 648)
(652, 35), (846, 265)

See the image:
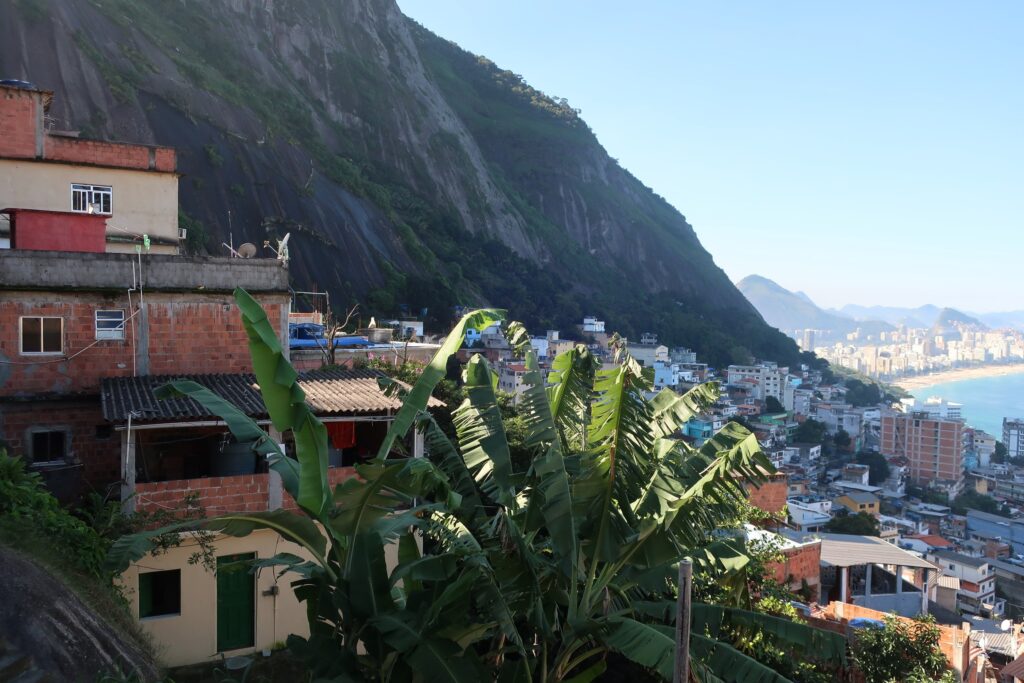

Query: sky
(398, 1), (1024, 313)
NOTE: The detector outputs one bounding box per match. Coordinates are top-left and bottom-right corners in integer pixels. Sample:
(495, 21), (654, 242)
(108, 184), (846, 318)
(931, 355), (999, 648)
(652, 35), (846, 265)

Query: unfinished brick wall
(0, 400), (119, 496)
(0, 292), (288, 396)
(825, 602), (971, 676)
(745, 472), (788, 517)
(765, 541), (821, 600)
(135, 473), (271, 517)
(0, 88), (39, 158)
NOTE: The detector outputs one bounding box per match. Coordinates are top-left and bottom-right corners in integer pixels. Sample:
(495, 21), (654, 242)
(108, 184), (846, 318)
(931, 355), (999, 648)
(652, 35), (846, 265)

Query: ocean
(907, 372), (1024, 436)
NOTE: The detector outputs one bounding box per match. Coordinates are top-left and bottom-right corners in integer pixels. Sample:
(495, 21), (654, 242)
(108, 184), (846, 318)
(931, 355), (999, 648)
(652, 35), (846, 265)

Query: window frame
(26, 427), (71, 465)
(138, 569), (182, 620)
(95, 309), (126, 341)
(71, 183), (113, 215)
(19, 316), (63, 355)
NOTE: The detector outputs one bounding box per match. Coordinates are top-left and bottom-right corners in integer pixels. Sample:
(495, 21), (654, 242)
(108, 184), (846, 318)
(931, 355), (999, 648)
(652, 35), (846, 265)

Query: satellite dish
(1001, 619), (1013, 632)
(237, 242), (257, 258)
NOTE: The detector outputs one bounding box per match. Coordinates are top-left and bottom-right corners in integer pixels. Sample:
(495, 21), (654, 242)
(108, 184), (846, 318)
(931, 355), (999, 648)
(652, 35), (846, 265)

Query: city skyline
(399, 1), (1024, 312)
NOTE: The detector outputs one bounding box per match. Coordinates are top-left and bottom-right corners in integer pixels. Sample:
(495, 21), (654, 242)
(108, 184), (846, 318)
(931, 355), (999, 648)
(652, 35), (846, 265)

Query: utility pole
(674, 559), (692, 683)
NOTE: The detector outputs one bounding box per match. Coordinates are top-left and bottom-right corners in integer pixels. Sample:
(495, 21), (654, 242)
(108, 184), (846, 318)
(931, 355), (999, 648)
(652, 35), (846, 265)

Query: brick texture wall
(136, 466), (359, 517)
(0, 400), (119, 494)
(2, 86), (176, 171)
(0, 88), (38, 158)
(765, 541), (822, 600)
(745, 472), (788, 517)
(0, 292), (288, 396)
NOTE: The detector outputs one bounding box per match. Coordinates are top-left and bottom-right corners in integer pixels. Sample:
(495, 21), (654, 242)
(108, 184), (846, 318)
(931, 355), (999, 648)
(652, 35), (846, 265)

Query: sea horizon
(907, 372), (1024, 437)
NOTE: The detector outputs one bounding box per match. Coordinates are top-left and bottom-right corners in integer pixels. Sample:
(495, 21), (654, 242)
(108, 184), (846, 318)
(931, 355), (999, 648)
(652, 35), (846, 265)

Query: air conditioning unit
(178, 227), (188, 240)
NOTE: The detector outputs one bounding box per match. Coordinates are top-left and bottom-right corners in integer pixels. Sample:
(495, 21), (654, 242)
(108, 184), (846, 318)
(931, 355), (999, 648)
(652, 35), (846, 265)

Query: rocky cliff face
(1, 0), (801, 365)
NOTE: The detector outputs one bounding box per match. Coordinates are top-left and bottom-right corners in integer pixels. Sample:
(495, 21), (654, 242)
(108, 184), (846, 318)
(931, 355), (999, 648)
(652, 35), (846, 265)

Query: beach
(894, 363), (1024, 391)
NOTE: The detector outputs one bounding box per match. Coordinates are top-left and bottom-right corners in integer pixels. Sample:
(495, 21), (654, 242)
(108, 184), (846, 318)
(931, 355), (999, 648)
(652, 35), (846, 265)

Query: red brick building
(881, 410), (964, 490)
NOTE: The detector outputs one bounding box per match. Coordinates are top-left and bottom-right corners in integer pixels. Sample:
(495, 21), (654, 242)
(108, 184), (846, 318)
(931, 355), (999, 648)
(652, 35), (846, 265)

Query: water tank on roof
(0, 79), (37, 90)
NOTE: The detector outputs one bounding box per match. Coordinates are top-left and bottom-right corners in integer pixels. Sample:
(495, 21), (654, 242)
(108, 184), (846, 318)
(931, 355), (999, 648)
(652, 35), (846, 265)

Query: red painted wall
(8, 209), (107, 252)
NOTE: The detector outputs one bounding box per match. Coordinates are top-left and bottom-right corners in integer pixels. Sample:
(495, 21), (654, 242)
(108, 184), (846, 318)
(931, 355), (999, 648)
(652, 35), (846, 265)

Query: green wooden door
(217, 553), (255, 652)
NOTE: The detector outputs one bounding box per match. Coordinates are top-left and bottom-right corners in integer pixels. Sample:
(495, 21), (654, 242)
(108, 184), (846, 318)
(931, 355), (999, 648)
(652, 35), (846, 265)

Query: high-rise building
(881, 411), (964, 489)
(1005, 418), (1024, 460)
(801, 329), (816, 352)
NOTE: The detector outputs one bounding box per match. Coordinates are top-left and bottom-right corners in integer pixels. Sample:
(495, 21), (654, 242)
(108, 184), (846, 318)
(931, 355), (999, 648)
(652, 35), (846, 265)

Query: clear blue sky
(398, 1), (1024, 313)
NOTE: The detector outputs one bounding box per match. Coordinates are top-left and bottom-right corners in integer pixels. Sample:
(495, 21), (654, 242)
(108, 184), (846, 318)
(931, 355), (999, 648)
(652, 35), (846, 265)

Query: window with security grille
(95, 309), (126, 340)
(71, 183), (112, 214)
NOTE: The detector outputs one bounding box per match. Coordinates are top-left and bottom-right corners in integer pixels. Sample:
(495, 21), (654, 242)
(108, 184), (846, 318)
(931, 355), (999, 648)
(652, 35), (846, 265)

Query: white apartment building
(581, 316), (605, 333)
(1005, 418), (1024, 460)
(783, 385), (814, 416)
(926, 550), (1004, 619)
(787, 498), (832, 532)
(726, 363), (787, 401)
(901, 397), (964, 421)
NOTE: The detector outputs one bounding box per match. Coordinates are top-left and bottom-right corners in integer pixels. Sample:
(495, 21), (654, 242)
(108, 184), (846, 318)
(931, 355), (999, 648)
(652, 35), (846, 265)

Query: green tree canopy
(764, 396), (785, 414)
(824, 512), (880, 537)
(856, 452), (891, 486)
(852, 614), (956, 683)
(793, 418), (828, 445)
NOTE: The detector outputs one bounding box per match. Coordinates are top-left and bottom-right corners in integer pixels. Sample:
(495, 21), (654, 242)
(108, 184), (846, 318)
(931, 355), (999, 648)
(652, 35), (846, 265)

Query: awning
(101, 368), (442, 424)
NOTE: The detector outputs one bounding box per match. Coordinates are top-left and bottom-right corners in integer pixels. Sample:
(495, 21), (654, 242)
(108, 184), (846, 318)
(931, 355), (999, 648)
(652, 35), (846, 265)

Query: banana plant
(107, 291), (845, 682)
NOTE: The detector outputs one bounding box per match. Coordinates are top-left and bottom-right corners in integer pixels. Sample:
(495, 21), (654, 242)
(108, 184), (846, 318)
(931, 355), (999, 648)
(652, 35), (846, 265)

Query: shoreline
(893, 363), (1024, 391)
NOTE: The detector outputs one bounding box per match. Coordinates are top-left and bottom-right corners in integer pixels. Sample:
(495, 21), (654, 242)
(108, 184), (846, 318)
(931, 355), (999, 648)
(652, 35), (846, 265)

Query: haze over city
(401, 1), (1024, 312)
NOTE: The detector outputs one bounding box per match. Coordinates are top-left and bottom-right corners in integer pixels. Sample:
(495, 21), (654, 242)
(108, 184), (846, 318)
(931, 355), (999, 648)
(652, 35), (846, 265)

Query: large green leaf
(453, 354), (515, 508)
(691, 604), (846, 665)
(649, 382), (720, 439)
(234, 288), (331, 518)
(376, 309), (504, 461)
(547, 344), (598, 451)
(599, 616), (675, 680)
(348, 530), (395, 620)
(373, 613), (486, 682)
(154, 380), (300, 501)
(690, 632), (795, 683)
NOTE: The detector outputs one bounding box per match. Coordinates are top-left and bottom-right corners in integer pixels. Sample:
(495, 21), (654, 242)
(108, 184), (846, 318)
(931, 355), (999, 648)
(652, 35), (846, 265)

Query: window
(139, 569), (181, 618)
(28, 429), (68, 464)
(95, 309), (126, 340)
(71, 184), (112, 214)
(20, 317), (62, 354)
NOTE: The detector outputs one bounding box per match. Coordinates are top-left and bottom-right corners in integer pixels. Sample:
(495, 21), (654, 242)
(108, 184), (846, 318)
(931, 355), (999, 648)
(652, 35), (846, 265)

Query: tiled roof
(937, 574), (961, 590)
(101, 368), (442, 423)
(908, 534), (954, 548)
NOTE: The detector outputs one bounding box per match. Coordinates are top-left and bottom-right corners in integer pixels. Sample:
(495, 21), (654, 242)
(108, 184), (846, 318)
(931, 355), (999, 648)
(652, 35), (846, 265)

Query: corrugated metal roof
(782, 530), (938, 569)
(101, 369), (442, 423)
(1002, 654), (1024, 678)
(937, 574), (961, 590)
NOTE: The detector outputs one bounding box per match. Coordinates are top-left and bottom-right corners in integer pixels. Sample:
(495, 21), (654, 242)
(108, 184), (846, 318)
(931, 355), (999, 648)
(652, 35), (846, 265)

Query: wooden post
(675, 559), (692, 683)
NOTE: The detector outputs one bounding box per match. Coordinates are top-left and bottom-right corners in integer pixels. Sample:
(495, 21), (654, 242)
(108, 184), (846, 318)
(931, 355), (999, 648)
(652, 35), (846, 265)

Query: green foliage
(203, 144), (224, 167)
(994, 441), (1008, 464)
(110, 293), (845, 682)
(852, 614), (957, 683)
(0, 450), (106, 577)
(825, 512), (880, 537)
(951, 489), (1012, 517)
(792, 419), (828, 446)
(179, 209), (208, 255)
(856, 451), (891, 486)
(764, 396), (785, 414)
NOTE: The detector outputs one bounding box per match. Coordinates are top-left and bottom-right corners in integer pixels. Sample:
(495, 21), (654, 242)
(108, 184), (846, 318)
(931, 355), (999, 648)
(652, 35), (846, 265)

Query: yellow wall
(0, 159), (179, 253)
(117, 528), (314, 668)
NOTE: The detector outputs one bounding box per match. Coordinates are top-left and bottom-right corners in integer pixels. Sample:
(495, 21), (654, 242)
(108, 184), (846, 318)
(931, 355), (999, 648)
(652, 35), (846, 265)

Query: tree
(793, 419), (828, 445)
(951, 490), (1012, 517)
(824, 512), (880, 536)
(852, 614), (957, 683)
(856, 452), (891, 486)
(834, 429), (852, 451)
(765, 396), (785, 414)
(109, 290), (846, 682)
(994, 441), (1008, 464)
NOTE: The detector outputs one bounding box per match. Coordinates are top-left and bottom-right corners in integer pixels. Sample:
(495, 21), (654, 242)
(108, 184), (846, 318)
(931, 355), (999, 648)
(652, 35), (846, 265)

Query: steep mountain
(931, 307), (985, 340)
(0, 0), (801, 366)
(737, 275), (892, 341)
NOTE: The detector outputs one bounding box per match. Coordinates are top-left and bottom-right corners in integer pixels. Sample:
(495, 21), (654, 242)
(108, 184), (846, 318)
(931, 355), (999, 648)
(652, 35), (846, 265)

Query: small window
(30, 430), (67, 463)
(20, 317), (62, 354)
(71, 184), (112, 214)
(95, 309), (126, 340)
(139, 569), (181, 618)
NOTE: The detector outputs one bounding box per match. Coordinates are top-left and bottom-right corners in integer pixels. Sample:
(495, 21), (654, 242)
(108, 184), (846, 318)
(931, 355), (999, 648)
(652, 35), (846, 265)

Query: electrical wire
(0, 306), (143, 365)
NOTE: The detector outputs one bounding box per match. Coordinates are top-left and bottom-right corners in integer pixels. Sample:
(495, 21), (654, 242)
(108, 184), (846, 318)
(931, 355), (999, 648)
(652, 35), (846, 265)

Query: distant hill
(737, 275), (893, 341)
(976, 311), (1024, 332)
(932, 307), (985, 340)
(835, 304), (943, 327)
